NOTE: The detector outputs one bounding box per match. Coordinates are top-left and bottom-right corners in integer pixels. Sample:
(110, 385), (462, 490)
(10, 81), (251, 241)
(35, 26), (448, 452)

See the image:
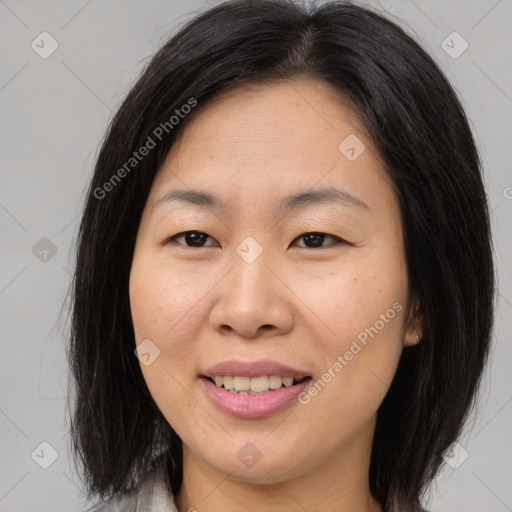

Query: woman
(69, 1), (495, 511)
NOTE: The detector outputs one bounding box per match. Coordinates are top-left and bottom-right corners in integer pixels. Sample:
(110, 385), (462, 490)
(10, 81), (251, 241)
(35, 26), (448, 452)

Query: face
(129, 79), (420, 487)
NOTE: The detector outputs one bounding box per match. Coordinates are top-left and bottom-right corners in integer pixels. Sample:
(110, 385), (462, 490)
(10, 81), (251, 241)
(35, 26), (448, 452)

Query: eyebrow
(153, 186), (369, 212)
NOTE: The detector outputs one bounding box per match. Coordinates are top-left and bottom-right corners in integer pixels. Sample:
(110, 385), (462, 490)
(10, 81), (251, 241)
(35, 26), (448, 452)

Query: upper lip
(201, 359), (311, 379)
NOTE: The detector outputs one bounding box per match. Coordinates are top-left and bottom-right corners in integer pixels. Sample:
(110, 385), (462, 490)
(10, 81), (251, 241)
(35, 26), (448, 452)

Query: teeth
(233, 376), (251, 391)
(224, 376), (234, 390)
(250, 376), (269, 392)
(210, 375), (304, 393)
(282, 377), (294, 387)
(268, 375), (283, 389)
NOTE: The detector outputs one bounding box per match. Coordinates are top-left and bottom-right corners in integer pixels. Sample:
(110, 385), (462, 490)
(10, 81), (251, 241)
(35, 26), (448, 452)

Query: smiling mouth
(203, 375), (311, 395)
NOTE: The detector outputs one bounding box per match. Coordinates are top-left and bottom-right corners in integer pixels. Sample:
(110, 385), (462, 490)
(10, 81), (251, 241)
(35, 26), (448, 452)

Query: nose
(208, 249), (295, 339)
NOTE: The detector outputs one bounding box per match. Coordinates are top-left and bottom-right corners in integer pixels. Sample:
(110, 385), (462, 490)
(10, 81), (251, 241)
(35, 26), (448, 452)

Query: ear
(404, 294), (423, 347)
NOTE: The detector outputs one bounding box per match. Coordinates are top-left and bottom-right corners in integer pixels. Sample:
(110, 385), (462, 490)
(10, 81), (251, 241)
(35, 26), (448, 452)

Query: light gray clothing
(84, 468), (179, 512)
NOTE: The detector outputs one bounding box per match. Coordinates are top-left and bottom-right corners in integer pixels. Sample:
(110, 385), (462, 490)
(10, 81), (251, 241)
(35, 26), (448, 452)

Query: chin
(200, 444), (309, 484)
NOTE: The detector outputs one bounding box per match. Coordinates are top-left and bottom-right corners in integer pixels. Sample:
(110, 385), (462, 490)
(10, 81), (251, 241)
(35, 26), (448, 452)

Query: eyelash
(162, 230), (349, 249)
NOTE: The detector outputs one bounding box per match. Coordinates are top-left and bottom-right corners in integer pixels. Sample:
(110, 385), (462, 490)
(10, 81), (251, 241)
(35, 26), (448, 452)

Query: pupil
(305, 233), (324, 247)
(187, 232), (206, 246)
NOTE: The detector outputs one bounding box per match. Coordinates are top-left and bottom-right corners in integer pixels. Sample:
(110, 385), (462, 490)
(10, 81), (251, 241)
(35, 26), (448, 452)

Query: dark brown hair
(68, 1), (495, 511)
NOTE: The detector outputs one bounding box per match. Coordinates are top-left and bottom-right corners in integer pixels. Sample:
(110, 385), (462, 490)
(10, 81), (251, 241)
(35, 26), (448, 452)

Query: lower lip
(200, 377), (311, 419)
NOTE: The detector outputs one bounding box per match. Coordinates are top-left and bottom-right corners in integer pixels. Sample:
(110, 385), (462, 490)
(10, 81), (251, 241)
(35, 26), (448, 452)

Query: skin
(129, 78), (423, 512)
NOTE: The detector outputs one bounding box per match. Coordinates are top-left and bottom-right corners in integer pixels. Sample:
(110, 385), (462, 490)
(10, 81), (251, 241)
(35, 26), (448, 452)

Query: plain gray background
(0, 0), (511, 511)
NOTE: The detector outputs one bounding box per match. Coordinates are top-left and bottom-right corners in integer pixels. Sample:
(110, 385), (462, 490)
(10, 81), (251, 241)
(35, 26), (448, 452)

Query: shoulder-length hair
(68, 1), (495, 511)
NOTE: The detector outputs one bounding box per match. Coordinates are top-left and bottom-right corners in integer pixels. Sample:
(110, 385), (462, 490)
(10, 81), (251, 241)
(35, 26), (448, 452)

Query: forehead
(147, 79), (395, 217)
(177, 78), (367, 151)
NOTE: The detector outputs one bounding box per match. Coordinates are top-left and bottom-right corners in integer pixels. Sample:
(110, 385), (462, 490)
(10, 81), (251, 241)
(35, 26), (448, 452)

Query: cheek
(129, 255), (205, 343)
(290, 250), (407, 403)
(129, 256), (205, 405)
(129, 257), (207, 428)
(292, 251), (407, 340)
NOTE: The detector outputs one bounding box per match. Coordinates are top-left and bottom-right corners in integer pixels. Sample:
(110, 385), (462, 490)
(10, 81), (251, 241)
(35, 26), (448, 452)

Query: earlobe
(404, 296), (423, 347)
(404, 329), (423, 347)
(404, 332), (422, 347)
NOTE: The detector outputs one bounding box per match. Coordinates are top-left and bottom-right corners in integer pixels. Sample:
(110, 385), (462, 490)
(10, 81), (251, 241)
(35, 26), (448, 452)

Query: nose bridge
(229, 235), (275, 303)
(209, 235), (293, 337)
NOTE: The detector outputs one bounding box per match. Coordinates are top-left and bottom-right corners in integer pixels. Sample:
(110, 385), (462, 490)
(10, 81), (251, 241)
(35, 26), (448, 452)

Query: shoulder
(83, 467), (178, 512)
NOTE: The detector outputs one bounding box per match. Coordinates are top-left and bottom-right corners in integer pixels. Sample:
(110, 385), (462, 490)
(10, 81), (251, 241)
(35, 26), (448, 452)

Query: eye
(164, 231), (218, 248)
(291, 232), (347, 249)
(163, 230), (348, 249)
